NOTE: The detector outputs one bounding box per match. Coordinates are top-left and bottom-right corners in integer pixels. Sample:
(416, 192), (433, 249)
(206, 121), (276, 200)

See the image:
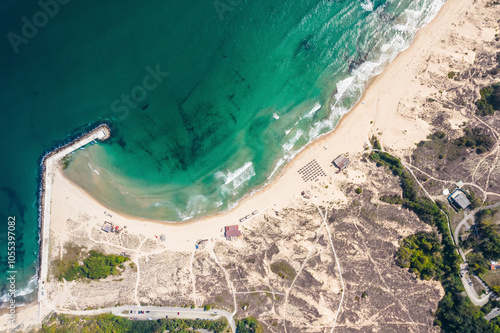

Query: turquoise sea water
(0, 0), (444, 305)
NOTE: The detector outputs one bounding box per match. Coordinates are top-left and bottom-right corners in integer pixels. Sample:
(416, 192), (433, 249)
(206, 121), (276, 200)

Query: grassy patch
(483, 270), (500, 289)
(61, 155), (73, 170)
(270, 261), (296, 281)
(52, 243), (86, 281)
(454, 127), (495, 154)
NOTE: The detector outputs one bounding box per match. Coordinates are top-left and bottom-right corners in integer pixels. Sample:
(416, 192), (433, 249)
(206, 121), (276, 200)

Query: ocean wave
(307, 0), (444, 141)
(282, 130), (304, 153)
(0, 274), (37, 305)
(177, 194), (209, 221)
(215, 162), (256, 195)
(302, 102), (321, 120)
(87, 162), (100, 175)
(361, 0), (374, 12)
(176, 0), (446, 223)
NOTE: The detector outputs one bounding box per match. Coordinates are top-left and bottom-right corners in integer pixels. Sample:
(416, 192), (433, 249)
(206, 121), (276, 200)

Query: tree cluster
(40, 313), (228, 333)
(475, 82), (500, 116)
(454, 127), (494, 154)
(396, 232), (443, 280)
(236, 317), (263, 333)
(461, 209), (500, 275)
(60, 250), (129, 281)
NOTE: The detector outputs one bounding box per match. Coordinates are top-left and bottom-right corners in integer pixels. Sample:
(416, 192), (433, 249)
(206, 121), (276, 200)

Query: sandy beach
(4, 0), (500, 330)
(46, 0), (480, 250)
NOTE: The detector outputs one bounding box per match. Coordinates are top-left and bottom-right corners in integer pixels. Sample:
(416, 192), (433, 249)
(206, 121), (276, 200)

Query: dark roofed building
(225, 225), (242, 239)
(101, 222), (112, 233)
(333, 155), (350, 172)
(448, 190), (471, 210)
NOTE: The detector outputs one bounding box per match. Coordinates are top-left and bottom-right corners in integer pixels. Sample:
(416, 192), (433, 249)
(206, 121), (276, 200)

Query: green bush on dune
(56, 250), (129, 281)
(475, 83), (500, 116)
(40, 313), (228, 333)
(396, 232), (443, 281)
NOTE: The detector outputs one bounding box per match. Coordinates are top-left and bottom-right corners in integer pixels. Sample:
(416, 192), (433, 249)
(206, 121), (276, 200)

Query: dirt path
(133, 237), (148, 306)
(209, 244), (237, 333)
(315, 177), (345, 333)
(282, 175), (344, 333)
(189, 249), (198, 307)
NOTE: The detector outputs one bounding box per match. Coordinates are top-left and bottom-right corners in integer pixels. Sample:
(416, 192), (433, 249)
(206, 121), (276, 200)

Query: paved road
(55, 305), (236, 332)
(460, 264), (491, 306)
(485, 307), (500, 321)
(453, 202), (500, 306)
(454, 202), (500, 247)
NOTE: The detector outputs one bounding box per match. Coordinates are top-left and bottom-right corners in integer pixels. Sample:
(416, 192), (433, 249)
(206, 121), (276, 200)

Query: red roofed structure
(225, 225), (242, 239)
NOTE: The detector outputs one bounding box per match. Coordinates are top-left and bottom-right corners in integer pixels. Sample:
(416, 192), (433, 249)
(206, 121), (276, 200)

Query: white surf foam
(87, 162), (100, 175)
(361, 0), (374, 12)
(215, 162), (256, 195)
(282, 130), (304, 153)
(177, 194), (209, 221)
(302, 102), (322, 119)
(308, 0), (445, 141)
(0, 275), (37, 304)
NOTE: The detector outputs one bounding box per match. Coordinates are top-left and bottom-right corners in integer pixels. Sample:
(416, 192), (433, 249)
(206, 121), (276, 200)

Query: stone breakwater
(36, 124), (110, 306)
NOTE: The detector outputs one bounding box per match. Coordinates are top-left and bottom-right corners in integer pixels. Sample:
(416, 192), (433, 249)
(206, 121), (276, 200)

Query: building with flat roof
(225, 225), (242, 239)
(333, 155), (350, 173)
(101, 221), (112, 233)
(448, 189), (471, 210)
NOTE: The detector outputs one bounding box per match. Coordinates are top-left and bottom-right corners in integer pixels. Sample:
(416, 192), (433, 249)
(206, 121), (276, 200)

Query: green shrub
(355, 187), (362, 194)
(396, 232), (443, 280)
(380, 195), (404, 205)
(475, 83), (500, 116)
(41, 313), (229, 333)
(57, 251), (129, 281)
(236, 317), (263, 333)
(270, 261), (296, 280)
(454, 127), (494, 153)
(61, 155), (72, 170)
